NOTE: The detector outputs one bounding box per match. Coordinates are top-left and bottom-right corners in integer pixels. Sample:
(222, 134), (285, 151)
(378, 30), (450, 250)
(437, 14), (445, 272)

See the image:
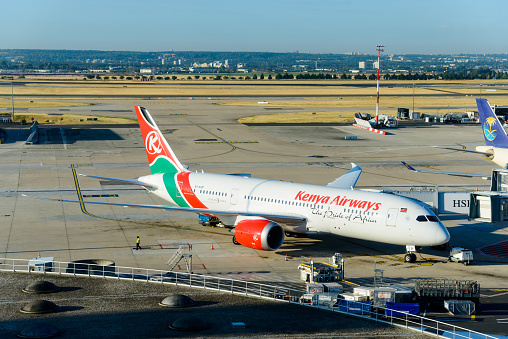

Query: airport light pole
(375, 45), (385, 127)
(412, 83), (415, 115)
(11, 80), (14, 123)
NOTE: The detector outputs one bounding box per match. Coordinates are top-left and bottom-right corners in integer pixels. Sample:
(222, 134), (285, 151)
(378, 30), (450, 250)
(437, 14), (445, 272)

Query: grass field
(236, 96), (508, 124)
(2, 79), (507, 98)
(13, 113), (136, 125)
(239, 111), (357, 124)
(1, 78), (508, 124)
(0, 100), (89, 108)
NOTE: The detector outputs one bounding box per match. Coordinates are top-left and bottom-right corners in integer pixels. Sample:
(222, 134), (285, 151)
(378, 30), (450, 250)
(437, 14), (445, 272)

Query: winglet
(401, 161), (417, 172)
(327, 163), (362, 189)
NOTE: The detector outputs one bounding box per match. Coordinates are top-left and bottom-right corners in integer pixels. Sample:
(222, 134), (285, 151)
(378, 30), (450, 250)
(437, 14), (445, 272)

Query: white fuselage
(140, 172), (450, 247)
(477, 145), (508, 168)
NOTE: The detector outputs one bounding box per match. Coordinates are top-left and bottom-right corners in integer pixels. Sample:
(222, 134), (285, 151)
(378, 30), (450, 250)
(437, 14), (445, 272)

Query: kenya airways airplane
(27, 106), (450, 263)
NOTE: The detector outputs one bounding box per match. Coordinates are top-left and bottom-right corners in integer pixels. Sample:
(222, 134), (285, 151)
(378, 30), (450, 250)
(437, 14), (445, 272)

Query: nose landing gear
(404, 245), (420, 263)
(404, 252), (417, 263)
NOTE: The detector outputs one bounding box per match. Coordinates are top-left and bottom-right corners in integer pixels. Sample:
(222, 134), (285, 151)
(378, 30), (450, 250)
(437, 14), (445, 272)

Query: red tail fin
(134, 106), (187, 175)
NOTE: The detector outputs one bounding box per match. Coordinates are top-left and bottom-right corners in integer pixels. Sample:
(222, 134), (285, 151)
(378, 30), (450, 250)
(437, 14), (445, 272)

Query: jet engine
(233, 218), (284, 251)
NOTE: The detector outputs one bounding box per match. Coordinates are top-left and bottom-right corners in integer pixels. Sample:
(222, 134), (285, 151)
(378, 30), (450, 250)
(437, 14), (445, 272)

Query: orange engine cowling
(234, 218), (285, 251)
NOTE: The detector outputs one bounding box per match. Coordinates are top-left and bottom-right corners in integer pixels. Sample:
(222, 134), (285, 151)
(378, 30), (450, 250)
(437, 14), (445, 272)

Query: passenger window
(416, 215), (427, 222)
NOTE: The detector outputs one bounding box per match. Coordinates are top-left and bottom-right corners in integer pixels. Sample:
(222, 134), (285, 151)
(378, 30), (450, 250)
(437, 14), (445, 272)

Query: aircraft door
(230, 188), (239, 205)
(386, 208), (398, 227)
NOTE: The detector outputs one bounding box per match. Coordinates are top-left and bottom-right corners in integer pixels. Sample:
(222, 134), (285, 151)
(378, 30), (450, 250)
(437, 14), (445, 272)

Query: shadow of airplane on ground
(0, 126), (126, 144)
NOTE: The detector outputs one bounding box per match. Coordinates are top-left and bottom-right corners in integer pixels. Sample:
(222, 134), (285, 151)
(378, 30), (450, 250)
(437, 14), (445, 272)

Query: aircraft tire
(404, 254), (413, 263)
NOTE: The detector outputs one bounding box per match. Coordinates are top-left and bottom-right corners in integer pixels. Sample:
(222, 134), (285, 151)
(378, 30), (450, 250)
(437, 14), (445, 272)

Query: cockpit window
(426, 215), (439, 222)
(416, 215), (427, 222)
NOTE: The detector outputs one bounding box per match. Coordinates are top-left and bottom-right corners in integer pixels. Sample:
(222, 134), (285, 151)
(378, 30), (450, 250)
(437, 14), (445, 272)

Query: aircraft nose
(435, 223), (450, 245)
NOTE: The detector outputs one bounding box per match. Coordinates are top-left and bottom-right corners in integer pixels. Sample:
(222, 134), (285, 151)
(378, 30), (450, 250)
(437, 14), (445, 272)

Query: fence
(0, 257), (497, 339)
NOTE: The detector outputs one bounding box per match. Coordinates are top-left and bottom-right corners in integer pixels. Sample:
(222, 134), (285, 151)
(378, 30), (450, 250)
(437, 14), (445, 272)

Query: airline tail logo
(145, 131), (163, 155)
(484, 116), (497, 141)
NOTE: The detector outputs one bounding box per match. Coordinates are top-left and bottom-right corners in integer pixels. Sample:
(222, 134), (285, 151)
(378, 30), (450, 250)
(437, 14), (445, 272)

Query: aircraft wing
(79, 174), (158, 188)
(401, 161), (491, 179)
(22, 194), (307, 224)
(327, 163), (362, 189)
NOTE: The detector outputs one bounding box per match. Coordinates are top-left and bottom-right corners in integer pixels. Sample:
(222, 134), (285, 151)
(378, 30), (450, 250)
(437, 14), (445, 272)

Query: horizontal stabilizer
(327, 163), (362, 189)
(78, 174), (158, 188)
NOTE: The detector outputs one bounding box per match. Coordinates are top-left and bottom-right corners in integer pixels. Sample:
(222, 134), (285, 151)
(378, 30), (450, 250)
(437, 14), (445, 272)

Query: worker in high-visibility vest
(136, 236), (141, 250)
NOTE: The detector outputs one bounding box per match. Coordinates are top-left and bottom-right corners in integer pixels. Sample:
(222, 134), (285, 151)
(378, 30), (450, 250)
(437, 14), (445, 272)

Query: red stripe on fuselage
(176, 172), (208, 209)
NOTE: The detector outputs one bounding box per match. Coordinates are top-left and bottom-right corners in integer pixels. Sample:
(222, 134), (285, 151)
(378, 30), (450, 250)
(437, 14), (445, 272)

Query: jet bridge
(469, 168), (508, 222)
(365, 185), (480, 215)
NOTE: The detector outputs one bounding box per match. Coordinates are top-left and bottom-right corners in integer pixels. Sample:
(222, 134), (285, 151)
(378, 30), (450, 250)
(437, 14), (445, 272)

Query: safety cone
(38, 252), (41, 258)
(211, 243), (214, 250)
(285, 254), (288, 261)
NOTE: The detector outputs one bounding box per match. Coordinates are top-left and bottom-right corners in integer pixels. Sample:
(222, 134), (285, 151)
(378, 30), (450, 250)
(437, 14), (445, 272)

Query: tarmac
(1, 96), (508, 337)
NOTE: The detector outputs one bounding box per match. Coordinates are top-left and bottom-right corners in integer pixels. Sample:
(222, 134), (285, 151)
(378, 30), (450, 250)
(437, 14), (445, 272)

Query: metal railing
(0, 257), (497, 339)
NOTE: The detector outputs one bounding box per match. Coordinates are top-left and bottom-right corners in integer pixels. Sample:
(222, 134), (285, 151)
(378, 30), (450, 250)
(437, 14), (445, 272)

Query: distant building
(373, 61), (379, 69)
(359, 62), (365, 69)
(140, 69), (152, 74)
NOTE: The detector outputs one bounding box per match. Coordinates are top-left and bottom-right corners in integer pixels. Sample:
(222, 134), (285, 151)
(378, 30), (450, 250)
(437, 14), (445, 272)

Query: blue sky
(3, 0), (507, 54)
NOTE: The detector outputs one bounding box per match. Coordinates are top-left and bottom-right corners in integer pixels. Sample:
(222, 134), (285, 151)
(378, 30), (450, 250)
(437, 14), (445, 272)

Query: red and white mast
(375, 45), (385, 127)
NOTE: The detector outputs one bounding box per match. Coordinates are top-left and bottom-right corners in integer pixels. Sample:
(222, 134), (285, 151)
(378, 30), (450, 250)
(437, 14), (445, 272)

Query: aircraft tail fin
(477, 98), (508, 149)
(134, 106), (188, 175)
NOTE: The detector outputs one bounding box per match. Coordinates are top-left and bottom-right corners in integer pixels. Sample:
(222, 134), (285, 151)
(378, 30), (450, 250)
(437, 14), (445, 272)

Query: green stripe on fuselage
(162, 173), (190, 207)
(150, 157), (190, 208)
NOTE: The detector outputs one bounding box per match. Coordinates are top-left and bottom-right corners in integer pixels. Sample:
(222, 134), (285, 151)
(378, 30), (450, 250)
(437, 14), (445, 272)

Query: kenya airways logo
(145, 131), (163, 155)
(295, 191), (381, 211)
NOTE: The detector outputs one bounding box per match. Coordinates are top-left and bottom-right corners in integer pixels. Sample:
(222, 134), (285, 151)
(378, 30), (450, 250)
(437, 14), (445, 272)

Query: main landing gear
(404, 245), (420, 263)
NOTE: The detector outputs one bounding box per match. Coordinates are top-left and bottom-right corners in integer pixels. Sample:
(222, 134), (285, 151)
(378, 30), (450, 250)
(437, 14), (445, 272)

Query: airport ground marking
(70, 164), (104, 219)
(161, 111), (238, 160)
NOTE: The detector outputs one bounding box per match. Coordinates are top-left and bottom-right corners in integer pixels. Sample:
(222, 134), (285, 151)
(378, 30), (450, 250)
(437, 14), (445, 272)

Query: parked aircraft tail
(477, 98), (508, 149)
(135, 106), (188, 175)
